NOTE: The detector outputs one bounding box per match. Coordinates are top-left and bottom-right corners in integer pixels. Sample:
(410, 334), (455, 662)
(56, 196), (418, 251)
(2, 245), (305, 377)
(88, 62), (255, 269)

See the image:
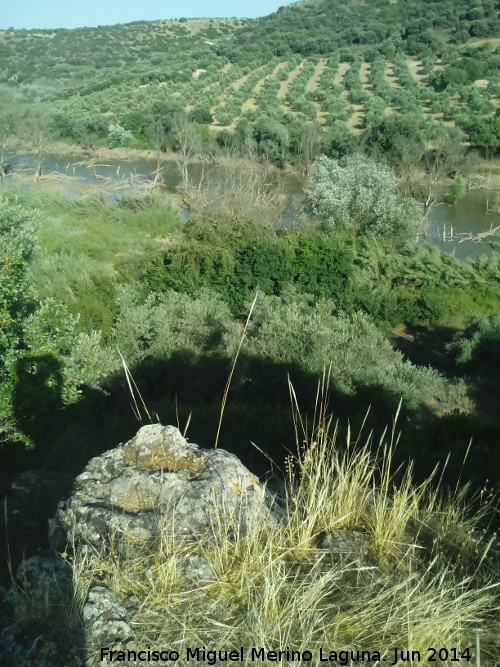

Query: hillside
(0, 18), (248, 85)
(0, 0), (499, 159)
(221, 0), (500, 60)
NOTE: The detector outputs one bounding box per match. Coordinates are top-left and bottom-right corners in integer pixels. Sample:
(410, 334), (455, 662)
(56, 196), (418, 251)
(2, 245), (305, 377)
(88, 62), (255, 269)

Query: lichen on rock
(49, 424), (272, 554)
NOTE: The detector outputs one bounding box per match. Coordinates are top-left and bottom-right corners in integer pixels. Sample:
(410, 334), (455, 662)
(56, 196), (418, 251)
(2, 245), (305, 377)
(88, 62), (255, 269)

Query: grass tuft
(48, 376), (498, 664)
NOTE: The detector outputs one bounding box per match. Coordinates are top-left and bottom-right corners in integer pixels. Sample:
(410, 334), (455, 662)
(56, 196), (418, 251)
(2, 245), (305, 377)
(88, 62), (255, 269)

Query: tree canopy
(307, 154), (422, 241)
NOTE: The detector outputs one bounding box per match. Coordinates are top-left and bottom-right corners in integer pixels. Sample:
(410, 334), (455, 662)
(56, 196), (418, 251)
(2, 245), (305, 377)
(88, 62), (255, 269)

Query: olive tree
(108, 123), (133, 148)
(307, 154), (422, 241)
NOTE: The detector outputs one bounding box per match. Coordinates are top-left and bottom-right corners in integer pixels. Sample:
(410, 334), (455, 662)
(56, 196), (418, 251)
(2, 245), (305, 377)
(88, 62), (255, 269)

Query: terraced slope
(0, 0), (498, 154)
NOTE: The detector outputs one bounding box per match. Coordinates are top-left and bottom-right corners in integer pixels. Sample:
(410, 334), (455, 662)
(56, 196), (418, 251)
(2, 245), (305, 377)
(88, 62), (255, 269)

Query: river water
(5, 152), (500, 260)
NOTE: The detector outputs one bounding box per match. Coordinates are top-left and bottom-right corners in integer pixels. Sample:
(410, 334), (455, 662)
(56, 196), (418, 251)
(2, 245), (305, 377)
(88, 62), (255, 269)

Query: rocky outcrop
(49, 424), (273, 553)
(2, 425), (276, 666)
(4, 423), (498, 667)
(2, 425), (445, 666)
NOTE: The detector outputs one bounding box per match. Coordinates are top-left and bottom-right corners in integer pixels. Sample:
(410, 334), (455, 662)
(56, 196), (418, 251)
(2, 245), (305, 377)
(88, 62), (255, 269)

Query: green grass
(440, 286), (500, 327)
(7, 188), (185, 332)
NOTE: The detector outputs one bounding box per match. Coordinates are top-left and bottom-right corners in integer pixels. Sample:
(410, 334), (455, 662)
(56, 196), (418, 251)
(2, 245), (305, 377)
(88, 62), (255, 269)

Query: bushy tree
(73, 112), (109, 148)
(0, 197), (115, 444)
(467, 114), (500, 154)
(189, 105), (213, 125)
(253, 115), (290, 163)
(0, 197), (39, 355)
(113, 286), (238, 365)
(307, 154), (422, 241)
(323, 122), (356, 159)
(108, 123), (133, 148)
(244, 287), (441, 408)
(22, 298), (116, 404)
(363, 114), (426, 165)
(147, 219), (355, 316)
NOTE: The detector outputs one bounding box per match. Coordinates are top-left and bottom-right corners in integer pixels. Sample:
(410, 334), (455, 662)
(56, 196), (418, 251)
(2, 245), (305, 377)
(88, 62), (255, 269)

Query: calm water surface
(6, 153), (500, 260)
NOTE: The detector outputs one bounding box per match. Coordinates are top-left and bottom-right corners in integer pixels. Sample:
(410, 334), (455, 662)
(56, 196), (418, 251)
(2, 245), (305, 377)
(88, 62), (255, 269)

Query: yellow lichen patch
(123, 445), (205, 472)
(112, 485), (156, 513)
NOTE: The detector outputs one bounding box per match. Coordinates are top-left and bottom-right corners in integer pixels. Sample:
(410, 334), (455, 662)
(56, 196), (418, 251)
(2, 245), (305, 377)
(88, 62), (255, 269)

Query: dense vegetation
(0, 0), (498, 534)
(1, 183), (499, 489)
(2, 181), (500, 662)
(0, 0), (499, 169)
(1, 3), (499, 662)
(224, 0), (500, 60)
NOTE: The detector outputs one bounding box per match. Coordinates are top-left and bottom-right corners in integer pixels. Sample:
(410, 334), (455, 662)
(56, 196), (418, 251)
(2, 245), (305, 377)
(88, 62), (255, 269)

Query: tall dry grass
(54, 372), (498, 666)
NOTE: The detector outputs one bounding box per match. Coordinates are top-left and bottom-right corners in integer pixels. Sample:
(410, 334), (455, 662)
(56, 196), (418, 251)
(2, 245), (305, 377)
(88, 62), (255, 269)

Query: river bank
(3, 143), (500, 259)
(8, 138), (500, 185)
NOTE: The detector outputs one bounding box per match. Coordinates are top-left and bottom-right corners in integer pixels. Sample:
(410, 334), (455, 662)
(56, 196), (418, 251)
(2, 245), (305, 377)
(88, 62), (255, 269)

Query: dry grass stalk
(117, 346), (152, 423)
(215, 290), (259, 448)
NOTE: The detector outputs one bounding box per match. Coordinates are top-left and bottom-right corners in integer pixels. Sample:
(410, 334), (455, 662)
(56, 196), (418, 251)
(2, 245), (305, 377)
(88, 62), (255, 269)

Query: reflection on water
(5, 153), (499, 259)
(427, 189), (500, 260)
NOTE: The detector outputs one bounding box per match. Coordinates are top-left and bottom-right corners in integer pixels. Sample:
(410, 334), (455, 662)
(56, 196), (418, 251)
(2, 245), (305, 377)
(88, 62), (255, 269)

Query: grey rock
(83, 586), (133, 645)
(45, 425), (276, 664)
(6, 469), (62, 498)
(16, 552), (72, 589)
(0, 624), (71, 667)
(183, 552), (217, 583)
(2, 552), (71, 611)
(49, 424), (273, 554)
(0, 555), (83, 667)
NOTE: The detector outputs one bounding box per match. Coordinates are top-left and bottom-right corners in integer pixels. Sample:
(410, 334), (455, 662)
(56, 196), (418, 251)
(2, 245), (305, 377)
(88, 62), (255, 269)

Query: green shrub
(244, 288), (441, 409)
(23, 297), (79, 357)
(285, 231), (354, 304)
(0, 197), (41, 442)
(145, 219), (355, 315)
(113, 286), (239, 365)
(22, 297), (117, 404)
(350, 237), (500, 325)
(446, 314), (500, 366)
(112, 284), (441, 413)
(307, 154), (422, 242)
